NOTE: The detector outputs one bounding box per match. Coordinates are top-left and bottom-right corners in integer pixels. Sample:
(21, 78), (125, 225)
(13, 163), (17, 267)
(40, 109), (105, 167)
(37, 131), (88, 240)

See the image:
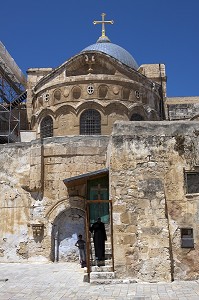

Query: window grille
(135, 90), (140, 99)
(40, 116), (53, 139)
(87, 84), (94, 95)
(80, 109), (101, 135)
(44, 93), (50, 102)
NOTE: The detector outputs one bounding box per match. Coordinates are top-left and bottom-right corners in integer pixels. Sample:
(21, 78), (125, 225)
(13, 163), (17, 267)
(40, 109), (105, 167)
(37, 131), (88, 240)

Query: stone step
(90, 258), (112, 266)
(90, 253), (112, 262)
(90, 278), (114, 285)
(90, 241), (111, 247)
(90, 247), (112, 255)
(90, 271), (115, 280)
(89, 278), (138, 285)
(91, 265), (113, 272)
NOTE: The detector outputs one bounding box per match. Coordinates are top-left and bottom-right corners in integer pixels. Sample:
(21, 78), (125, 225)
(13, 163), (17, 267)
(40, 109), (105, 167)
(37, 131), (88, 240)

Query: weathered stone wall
(166, 97), (199, 120)
(110, 121), (199, 282)
(0, 143), (32, 261)
(0, 136), (109, 262)
(26, 54), (162, 139)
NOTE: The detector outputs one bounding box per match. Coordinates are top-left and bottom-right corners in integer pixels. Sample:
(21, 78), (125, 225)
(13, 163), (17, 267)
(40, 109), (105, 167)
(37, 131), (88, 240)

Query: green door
(88, 176), (109, 224)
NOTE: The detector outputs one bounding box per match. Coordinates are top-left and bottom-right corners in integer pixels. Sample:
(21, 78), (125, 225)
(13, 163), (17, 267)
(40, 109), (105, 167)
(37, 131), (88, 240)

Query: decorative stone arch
(45, 197), (86, 262)
(55, 104), (77, 118)
(129, 104), (148, 121)
(76, 101), (105, 116)
(40, 115), (54, 138)
(36, 108), (55, 124)
(80, 109), (101, 135)
(105, 102), (129, 117)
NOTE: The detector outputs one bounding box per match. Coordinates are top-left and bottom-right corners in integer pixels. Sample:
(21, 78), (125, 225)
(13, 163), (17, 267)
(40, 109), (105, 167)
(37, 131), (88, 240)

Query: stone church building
(1, 14), (199, 283)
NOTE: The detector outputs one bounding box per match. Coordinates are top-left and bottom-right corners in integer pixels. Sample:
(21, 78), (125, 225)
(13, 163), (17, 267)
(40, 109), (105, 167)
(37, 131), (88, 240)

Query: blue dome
(81, 36), (138, 70)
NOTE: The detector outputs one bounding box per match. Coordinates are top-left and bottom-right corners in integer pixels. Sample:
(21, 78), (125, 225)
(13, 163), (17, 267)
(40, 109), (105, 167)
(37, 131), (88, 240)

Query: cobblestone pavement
(0, 262), (199, 300)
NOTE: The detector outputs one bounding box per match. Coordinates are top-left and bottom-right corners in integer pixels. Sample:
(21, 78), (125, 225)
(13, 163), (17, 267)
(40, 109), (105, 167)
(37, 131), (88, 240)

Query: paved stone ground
(0, 262), (199, 300)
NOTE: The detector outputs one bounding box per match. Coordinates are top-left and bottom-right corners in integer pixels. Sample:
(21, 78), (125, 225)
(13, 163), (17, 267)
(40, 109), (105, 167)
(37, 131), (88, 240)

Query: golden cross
(93, 13), (114, 38)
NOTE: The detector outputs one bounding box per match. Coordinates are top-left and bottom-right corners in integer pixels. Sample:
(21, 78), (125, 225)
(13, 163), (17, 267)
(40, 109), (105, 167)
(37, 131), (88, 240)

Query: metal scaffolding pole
(0, 41), (27, 144)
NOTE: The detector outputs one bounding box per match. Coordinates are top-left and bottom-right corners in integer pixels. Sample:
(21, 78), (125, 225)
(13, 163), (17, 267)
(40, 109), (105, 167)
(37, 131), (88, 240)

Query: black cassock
(90, 221), (107, 260)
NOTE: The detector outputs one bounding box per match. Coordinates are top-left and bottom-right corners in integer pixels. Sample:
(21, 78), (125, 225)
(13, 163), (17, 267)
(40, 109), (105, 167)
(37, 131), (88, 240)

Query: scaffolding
(0, 41), (27, 143)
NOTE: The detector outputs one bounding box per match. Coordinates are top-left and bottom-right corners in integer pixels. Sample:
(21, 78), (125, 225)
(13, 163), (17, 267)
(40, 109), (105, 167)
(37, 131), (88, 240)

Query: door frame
(85, 199), (113, 282)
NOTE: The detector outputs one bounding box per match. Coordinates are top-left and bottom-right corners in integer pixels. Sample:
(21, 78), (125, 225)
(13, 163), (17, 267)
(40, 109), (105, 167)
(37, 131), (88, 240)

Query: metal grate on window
(80, 109), (101, 135)
(40, 116), (53, 139)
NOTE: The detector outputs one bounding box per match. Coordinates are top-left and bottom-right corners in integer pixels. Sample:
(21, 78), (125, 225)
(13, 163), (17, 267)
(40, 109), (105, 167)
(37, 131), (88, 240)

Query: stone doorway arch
(51, 207), (85, 262)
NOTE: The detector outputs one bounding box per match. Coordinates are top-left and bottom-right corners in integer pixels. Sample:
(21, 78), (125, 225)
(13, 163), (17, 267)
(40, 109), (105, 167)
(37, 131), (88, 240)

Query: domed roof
(81, 36), (139, 70)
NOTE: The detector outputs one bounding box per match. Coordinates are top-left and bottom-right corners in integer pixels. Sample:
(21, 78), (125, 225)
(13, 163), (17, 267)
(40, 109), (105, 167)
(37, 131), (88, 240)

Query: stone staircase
(88, 225), (115, 284)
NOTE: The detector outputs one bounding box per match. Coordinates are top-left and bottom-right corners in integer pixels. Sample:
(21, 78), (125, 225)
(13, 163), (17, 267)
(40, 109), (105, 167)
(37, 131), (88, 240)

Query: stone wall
(110, 121), (199, 281)
(0, 136), (109, 262)
(0, 143), (32, 261)
(166, 97), (199, 120)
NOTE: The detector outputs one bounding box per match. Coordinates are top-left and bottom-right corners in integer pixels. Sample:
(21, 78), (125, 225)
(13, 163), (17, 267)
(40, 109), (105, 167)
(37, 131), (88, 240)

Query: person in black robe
(90, 217), (107, 261)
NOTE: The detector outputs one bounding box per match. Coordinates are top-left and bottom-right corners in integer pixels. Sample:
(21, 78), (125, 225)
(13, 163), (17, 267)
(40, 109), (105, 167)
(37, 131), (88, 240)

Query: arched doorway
(51, 207), (85, 262)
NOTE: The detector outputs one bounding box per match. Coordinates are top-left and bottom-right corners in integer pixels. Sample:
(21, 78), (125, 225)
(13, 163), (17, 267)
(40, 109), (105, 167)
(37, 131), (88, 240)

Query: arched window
(130, 114), (144, 121)
(80, 109), (101, 135)
(40, 116), (53, 139)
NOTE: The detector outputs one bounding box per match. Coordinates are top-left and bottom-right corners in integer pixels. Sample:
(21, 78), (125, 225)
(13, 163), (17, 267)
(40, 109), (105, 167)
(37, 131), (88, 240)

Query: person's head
(97, 217), (101, 223)
(78, 234), (82, 239)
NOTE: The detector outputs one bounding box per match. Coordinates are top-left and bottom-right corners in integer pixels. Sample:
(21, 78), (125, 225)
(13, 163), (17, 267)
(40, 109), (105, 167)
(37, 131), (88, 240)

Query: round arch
(40, 115), (53, 138)
(47, 197), (86, 262)
(80, 109), (101, 135)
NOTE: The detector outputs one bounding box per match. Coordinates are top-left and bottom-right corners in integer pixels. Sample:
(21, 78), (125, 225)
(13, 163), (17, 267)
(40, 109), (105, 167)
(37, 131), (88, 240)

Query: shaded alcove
(130, 113), (144, 121)
(51, 207), (85, 262)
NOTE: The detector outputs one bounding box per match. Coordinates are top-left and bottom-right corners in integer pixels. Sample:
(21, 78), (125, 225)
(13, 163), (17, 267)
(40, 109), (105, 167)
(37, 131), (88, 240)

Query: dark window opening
(185, 172), (199, 194)
(80, 109), (101, 135)
(40, 116), (53, 139)
(130, 113), (144, 121)
(181, 228), (194, 248)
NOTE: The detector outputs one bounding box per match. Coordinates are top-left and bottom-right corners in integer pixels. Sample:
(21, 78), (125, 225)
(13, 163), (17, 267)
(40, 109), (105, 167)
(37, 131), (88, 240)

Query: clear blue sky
(1, 0), (199, 97)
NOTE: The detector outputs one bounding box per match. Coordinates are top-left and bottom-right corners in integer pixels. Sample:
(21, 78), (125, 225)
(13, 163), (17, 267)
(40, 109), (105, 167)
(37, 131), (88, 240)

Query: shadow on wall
(50, 208), (85, 262)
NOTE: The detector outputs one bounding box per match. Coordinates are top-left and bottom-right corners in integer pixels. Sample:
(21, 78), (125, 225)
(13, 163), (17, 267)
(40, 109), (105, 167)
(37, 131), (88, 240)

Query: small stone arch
(40, 115), (53, 138)
(50, 206), (86, 262)
(80, 109), (101, 135)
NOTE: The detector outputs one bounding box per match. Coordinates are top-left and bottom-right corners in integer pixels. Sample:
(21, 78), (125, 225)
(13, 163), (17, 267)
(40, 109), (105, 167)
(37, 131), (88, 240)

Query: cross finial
(93, 13), (114, 38)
